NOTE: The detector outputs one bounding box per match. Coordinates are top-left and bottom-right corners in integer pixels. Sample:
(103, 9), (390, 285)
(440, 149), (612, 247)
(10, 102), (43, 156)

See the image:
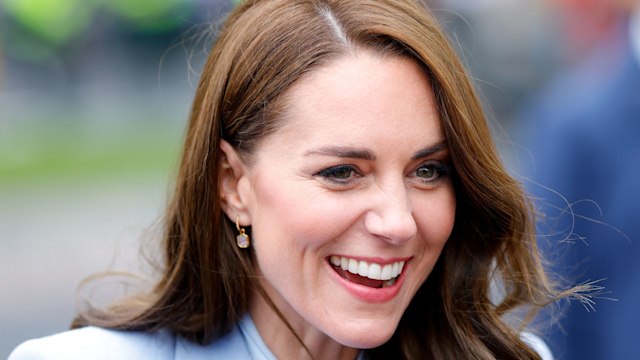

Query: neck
(249, 286), (360, 360)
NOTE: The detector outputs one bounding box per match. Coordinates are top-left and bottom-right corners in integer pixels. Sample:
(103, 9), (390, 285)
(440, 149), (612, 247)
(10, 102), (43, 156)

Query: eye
(315, 165), (361, 185)
(414, 161), (450, 184)
(416, 166), (436, 179)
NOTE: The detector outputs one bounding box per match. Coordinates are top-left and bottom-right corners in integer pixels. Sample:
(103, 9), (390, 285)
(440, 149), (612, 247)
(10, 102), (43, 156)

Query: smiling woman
(223, 53), (457, 356)
(10, 0), (563, 359)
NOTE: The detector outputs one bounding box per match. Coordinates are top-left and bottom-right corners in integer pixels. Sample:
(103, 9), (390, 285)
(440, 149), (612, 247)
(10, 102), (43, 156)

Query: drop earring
(236, 217), (250, 249)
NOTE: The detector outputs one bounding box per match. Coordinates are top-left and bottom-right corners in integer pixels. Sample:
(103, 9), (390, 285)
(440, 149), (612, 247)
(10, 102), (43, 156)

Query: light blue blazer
(9, 316), (276, 360)
(9, 316), (553, 359)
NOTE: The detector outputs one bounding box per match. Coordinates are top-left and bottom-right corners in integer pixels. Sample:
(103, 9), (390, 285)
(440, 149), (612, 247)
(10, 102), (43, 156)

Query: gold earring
(236, 217), (250, 249)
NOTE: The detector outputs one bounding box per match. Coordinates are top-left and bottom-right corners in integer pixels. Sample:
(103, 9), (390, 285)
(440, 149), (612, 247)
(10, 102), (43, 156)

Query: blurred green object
(102, 0), (190, 32)
(0, 123), (181, 186)
(1, 0), (93, 45)
(1, 0), (193, 50)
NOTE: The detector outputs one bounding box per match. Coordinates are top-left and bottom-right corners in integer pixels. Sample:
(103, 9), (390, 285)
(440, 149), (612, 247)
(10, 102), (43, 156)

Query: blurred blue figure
(517, 4), (640, 360)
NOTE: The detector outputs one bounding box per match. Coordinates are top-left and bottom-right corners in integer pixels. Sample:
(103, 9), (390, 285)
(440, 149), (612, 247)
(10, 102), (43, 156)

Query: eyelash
(315, 165), (362, 185)
(314, 161), (451, 186)
(414, 161), (451, 184)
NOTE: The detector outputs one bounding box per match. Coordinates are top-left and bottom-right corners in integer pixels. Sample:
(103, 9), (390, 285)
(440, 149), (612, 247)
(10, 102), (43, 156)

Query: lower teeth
(383, 278), (397, 288)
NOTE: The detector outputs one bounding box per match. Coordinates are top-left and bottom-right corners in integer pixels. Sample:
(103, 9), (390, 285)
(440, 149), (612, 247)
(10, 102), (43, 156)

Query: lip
(325, 256), (410, 303)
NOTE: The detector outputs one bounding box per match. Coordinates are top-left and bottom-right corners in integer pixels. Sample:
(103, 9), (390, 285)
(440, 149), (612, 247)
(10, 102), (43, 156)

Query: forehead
(256, 50), (444, 155)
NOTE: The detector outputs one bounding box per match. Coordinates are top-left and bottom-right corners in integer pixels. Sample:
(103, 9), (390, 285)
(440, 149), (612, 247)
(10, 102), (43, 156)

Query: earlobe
(219, 140), (252, 225)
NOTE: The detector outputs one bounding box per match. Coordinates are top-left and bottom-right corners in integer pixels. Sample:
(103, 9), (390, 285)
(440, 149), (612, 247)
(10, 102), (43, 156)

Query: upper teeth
(329, 256), (405, 281)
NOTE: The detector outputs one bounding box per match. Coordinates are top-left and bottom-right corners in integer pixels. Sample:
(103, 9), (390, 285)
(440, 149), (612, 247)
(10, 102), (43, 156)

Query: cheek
(291, 204), (356, 253)
(415, 189), (456, 247)
(251, 178), (350, 252)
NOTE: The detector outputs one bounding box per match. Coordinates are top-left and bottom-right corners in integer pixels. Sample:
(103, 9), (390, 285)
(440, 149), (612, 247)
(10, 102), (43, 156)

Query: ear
(219, 140), (252, 226)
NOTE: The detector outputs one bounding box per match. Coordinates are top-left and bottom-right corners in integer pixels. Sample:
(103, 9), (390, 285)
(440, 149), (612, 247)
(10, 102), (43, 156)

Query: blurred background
(0, 0), (234, 356)
(1, 0), (637, 358)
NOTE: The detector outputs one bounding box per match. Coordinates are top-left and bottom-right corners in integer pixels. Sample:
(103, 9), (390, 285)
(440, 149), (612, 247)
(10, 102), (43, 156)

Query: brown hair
(74, 0), (558, 358)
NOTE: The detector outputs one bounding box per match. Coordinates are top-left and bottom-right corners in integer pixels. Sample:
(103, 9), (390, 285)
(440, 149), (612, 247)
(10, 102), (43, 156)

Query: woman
(11, 0), (560, 359)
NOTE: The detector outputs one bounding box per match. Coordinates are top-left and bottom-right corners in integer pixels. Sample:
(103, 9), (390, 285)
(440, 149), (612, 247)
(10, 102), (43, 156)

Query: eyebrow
(303, 141), (448, 161)
(304, 146), (376, 160)
(411, 141), (448, 160)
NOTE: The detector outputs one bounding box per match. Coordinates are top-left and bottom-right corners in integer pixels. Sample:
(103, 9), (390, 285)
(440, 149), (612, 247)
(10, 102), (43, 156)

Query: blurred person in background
(516, 0), (640, 359)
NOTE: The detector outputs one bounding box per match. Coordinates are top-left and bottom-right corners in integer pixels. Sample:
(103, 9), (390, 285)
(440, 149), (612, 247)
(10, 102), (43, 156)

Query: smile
(329, 256), (406, 289)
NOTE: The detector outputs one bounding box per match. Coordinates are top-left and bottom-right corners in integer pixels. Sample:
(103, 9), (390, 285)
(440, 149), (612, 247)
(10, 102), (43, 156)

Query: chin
(328, 320), (399, 349)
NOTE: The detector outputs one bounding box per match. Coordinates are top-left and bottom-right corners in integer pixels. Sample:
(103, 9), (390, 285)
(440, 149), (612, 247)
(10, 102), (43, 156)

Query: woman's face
(234, 50), (456, 349)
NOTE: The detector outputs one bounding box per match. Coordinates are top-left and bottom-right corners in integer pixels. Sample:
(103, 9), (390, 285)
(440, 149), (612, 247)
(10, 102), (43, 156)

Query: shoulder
(521, 332), (553, 360)
(9, 326), (176, 360)
(9, 322), (256, 360)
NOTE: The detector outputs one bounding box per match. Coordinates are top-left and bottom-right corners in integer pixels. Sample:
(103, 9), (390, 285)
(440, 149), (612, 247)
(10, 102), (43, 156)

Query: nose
(364, 180), (417, 245)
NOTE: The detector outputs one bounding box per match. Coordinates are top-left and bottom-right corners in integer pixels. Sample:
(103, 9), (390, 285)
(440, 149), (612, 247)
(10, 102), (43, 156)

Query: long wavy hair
(74, 0), (558, 358)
